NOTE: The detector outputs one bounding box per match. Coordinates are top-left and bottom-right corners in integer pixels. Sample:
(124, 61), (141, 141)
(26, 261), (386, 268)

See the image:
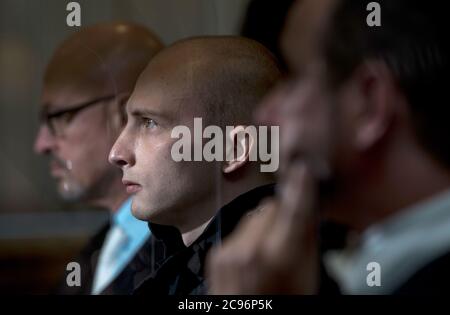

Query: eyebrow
(127, 94), (191, 122)
(128, 106), (172, 123)
(39, 103), (63, 119)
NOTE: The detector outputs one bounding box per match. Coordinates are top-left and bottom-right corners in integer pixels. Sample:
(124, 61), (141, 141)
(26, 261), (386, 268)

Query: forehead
(127, 83), (185, 120)
(41, 83), (107, 113)
(41, 61), (113, 112)
(127, 60), (206, 121)
(281, 0), (337, 73)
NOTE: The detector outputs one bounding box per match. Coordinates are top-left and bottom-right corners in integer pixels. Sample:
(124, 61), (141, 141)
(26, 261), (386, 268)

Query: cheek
(135, 141), (217, 202)
(60, 129), (112, 175)
(134, 137), (178, 183)
(280, 93), (319, 149)
(280, 90), (336, 158)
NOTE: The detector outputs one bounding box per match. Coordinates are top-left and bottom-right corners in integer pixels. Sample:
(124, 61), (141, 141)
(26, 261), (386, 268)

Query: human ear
(344, 60), (397, 151)
(223, 125), (256, 174)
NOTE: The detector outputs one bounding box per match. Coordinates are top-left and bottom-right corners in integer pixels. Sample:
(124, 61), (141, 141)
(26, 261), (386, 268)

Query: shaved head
(44, 21), (164, 104)
(134, 36), (282, 126)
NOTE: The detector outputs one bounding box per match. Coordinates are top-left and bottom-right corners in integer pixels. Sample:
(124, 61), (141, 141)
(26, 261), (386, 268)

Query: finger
(206, 200), (278, 294)
(276, 162), (317, 240)
(206, 247), (235, 294)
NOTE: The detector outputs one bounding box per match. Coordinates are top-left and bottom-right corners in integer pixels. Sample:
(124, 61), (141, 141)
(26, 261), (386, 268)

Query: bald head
(45, 21), (164, 99)
(134, 36), (282, 126)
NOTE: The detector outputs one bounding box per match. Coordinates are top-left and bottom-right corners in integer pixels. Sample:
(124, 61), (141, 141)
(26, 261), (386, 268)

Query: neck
(326, 140), (450, 232)
(176, 175), (272, 246)
(181, 218), (214, 247)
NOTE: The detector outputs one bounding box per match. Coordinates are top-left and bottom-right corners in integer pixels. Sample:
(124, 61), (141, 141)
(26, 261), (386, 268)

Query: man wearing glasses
(34, 22), (163, 294)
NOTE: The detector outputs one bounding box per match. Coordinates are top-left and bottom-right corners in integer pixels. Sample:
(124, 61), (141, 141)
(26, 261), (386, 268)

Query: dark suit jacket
(133, 184), (276, 295)
(56, 222), (152, 295)
(393, 251), (450, 295)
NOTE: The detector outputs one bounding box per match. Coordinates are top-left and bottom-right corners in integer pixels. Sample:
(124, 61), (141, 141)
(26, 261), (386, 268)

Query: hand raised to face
(206, 163), (320, 294)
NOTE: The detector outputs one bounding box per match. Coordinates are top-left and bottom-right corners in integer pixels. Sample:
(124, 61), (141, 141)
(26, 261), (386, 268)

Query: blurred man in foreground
(34, 22), (163, 294)
(207, 0), (450, 294)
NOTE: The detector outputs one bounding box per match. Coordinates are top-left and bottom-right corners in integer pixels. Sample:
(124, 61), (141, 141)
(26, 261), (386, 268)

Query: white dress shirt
(92, 198), (150, 295)
(324, 189), (450, 294)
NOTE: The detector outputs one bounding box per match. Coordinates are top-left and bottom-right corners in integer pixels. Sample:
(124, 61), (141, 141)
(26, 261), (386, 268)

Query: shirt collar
(324, 188), (450, 294)
(113, 198), (150, 241)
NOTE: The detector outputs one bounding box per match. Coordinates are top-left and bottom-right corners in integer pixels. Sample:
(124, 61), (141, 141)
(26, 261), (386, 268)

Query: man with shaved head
(109, 36), (282, 294)
(34, 22), (163, 294)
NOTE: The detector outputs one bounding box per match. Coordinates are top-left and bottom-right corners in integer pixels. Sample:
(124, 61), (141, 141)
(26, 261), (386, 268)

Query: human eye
(141, 117), (158, 130)
(60, 111), (76, 123)
(49, 111), (75, 129)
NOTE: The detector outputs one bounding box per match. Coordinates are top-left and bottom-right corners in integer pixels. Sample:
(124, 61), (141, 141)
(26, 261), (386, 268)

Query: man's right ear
(223, 125), (255, 174)
(349, 60), (399, 152)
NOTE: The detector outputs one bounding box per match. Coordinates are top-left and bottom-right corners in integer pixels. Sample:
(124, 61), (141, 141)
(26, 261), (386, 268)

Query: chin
(57, 179), (85, 202)
(130, 198), (154, 221)
(130, 205), (147, 221)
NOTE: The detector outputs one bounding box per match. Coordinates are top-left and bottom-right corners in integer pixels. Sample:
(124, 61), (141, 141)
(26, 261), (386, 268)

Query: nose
(108, 127), (135, 169)
(34, 124), (56, 155)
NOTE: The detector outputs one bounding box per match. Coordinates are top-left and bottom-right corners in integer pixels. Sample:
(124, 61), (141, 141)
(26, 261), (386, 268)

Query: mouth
(122, 179), (142, 194)
(50, 160), (66, 177)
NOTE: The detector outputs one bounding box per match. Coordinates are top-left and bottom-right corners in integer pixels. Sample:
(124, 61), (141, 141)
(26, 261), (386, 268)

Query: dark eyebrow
(42, 95), (117, 117)
(128, 107), (171, 123)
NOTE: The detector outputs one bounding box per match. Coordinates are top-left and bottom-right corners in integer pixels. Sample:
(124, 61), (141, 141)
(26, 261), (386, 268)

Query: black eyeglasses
(41, 94), (117, 136)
